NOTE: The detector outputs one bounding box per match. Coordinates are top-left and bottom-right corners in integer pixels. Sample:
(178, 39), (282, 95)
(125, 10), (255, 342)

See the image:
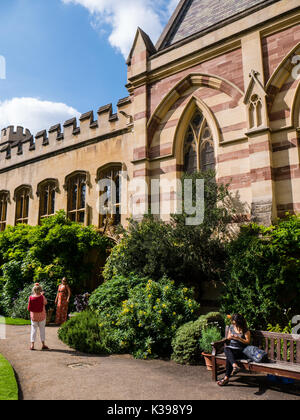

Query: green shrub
(104, 171), (238, 293)
(1, 261), (25, 316)
(171, 312), (224, 365)
(103, 217), (173, 283)
(81, 275), (200, 359)
(0, 211), (111, 315)
(267, 322), (294, 362)
(89, 274), (143, 313)
(267, 322), (292, 334)
(221, 215), (300, 329)
(58, 311), (110, 354)
(199, 326), (222, 354)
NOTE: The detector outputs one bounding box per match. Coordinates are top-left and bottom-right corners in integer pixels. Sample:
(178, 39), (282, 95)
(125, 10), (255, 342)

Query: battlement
(0, 96), (133, 169)
(0, 126), (31, 145)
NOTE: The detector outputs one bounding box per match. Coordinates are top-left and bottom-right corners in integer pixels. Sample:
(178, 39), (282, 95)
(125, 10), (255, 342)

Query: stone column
(127, 29), (156, 219)
(242, 32), (277, 224)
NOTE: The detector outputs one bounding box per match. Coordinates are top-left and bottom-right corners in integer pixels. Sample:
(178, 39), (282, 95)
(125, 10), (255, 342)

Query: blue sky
(0, 0), (179, 134)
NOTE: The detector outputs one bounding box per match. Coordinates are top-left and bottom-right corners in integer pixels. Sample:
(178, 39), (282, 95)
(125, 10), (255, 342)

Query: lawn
(0, 353), (18, 400)
(0, 317), (31, 326)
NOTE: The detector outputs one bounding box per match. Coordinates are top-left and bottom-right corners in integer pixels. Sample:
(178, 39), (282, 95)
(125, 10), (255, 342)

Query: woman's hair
(62, 277), (67, 283)
(32, 284), (43, 295)
(231, 314), (248, 333)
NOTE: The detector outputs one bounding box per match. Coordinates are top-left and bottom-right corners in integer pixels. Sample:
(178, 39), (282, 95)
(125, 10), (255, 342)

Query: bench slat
(283, 339), (288, 362)
(264, 337), (269, 354)
(276, 338), (281, 361)
(270, 338), (275, 360)
(290, 340), (295, 364)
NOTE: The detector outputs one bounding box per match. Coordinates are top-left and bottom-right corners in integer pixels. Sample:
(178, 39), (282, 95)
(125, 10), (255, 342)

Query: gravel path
(0, 324), (299, 400)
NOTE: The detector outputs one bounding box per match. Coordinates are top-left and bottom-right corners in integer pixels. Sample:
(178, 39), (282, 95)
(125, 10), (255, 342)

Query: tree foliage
(221, 215), (300, 329)
(171, 312), (224, 365)
(104, 171), (238, 294)
(88, 275), (200, 359)
(0, 211), (111, 316)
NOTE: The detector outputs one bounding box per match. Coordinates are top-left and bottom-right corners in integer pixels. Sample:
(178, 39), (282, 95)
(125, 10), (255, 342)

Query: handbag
(243, 345), (268, 363)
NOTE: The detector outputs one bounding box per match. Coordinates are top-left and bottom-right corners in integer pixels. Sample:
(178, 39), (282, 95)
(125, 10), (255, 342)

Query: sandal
(232, 367), (241, 376)
(217, 377), (229, 386)
(41, 346), (49, 350)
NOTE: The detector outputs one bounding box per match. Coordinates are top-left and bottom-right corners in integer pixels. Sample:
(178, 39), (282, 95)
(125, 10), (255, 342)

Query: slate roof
(156, 0), (280, 50)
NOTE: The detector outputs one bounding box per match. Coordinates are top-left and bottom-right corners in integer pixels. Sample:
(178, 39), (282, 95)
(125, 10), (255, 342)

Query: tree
(221, 215), (300, 329)
(104, 171), (239, 295)
(0, 211), (111, 316)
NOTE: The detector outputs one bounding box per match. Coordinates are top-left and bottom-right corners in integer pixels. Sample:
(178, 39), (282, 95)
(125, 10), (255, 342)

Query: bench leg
(211, 356), (218, 381)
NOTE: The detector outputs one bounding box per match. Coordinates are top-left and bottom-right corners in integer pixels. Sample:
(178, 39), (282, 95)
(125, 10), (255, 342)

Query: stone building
(0, 0), (300, 231)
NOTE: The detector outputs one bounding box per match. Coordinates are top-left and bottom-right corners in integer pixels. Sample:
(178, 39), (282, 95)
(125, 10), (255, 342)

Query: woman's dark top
(227, 325), (248, 350)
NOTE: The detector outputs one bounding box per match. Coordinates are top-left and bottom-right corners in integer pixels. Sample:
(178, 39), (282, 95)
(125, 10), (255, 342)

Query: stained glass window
(183, 111), (215, 174)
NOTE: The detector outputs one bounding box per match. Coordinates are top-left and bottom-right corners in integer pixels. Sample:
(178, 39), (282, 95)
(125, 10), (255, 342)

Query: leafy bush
(103, 217), (173, 283)
(171, 312), (224, 365)
(267, 322), (294, 362)
(0, 211), (111, 315)
(0, 278), (4, 314)
(7, 284), (32, 320)
(221, 215), (300, 329)
(89, 274), (143, 313)
(63, 275), (200, 359)
(104, 171), (238, 293)
(199, 326), (222, 354)
(58, 311), (110, 354)
(1, 261), (24, 315)
(267, 322), (292, 334)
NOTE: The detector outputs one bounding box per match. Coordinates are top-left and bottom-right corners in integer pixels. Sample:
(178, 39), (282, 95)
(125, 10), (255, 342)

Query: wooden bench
(211, 327), (300, 382)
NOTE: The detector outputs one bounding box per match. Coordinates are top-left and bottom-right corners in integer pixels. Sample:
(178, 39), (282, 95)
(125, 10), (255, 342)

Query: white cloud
(62, 0), (180, 58)
(167, 0), (181, 15)
(0, 97), (81, 135)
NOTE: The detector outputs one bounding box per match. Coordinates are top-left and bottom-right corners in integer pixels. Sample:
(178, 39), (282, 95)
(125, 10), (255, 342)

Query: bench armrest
(211, 338), (228, 356)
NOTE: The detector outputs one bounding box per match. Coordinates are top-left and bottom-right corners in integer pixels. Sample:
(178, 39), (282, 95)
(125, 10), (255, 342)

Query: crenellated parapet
(0, 96), (133, 169)
(0, 126), (33, 160)
(0, 126), (32, 145)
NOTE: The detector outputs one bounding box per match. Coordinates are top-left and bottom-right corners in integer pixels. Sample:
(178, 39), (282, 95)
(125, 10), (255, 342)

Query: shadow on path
(230, 376), (300, 398)
(1, 325), (299, 400)
(13, 368), (24, 401)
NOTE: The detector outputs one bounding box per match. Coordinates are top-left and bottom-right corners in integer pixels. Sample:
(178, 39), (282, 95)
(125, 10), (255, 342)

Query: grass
(0, 354), (18, 400)
(0, 317), (31, 326)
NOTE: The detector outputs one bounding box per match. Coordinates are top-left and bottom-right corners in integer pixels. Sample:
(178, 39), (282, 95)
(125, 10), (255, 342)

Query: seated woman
(217, 314), (251, 387)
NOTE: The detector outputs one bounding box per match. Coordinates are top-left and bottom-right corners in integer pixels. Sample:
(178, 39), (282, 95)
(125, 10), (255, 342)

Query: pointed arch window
(14, 185), (32, 225)
(97, 165), (122, 230)
(0, 191), (9, 231)
(183, 110), (215, 174)
(65, 172), (88, 224)
(37, 179), (59, 223)
(249, 94), (262, 129)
